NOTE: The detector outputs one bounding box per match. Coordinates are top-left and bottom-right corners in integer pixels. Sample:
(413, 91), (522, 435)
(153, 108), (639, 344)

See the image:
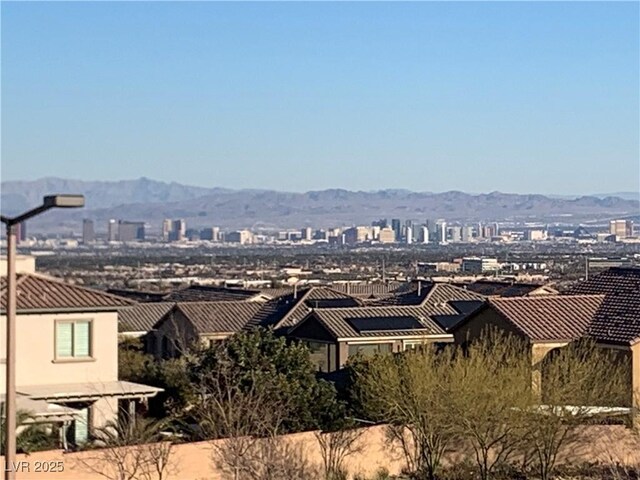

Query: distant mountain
(0, 177), (226, 214)
(592, 192), (639, 201)
(2, 178), (639, 233)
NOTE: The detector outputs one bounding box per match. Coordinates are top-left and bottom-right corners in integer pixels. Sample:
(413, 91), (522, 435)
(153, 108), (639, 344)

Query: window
(55, 320), (92, 359)
(307, 341), (330, 372)
(348, 343), (392, 358)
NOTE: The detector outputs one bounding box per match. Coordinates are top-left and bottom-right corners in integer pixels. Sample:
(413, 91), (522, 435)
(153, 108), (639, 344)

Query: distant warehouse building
(461, 257), (501, 274)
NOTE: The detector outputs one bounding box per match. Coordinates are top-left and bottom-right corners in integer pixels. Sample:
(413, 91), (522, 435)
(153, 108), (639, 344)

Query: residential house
(0, 270), (161, 448)
(287, 283), (486, 372)
(151, 301), (264, 357)
(289, 307), (452, 372)
(451, 267), (640, 426)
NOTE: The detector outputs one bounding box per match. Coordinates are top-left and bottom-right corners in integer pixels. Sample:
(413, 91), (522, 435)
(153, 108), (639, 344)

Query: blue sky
(1, 2), (638, 195)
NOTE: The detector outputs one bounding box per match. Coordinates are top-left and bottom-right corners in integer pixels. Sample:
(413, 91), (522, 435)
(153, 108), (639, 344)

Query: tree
(315, 423), (364, 480)
(448, 332), (531, 480)
(0, 410), (58, 454)
(192, 328), (344, 433)
(523, 339), (631, 480)
(193, 355), (318, 480)
(118, 338), (196, 419)
(75, 414), (176, 480)
(349, 345), (456, 480)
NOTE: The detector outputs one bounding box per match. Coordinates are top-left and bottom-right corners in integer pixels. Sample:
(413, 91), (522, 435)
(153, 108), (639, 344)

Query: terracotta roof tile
(118, 303), (175, 333)
(176, 301), (263, 334)
(564, 267), (640, 344)
(0, 273), (133, 313)
(488, 295), (605, 341)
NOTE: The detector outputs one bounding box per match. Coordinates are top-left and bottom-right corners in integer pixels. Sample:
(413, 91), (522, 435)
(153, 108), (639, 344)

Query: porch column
(128, 400), (136, 435)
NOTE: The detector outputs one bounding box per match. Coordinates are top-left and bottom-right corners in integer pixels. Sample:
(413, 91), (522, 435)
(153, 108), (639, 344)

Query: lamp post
(1, 195), (84, 480)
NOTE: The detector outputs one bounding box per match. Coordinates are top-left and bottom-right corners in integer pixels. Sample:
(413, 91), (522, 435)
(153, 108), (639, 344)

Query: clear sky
(1, 2), (638, 195)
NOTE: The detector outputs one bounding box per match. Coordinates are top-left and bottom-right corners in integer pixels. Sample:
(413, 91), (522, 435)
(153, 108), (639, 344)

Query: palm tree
(0, 409), (58, 453)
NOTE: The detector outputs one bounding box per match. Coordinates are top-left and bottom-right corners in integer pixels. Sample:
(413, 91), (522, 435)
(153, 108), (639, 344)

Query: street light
(1, 194), (84, 480)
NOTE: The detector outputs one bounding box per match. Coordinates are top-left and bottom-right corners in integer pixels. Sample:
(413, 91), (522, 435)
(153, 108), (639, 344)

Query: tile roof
(565, 267), (640, 296)
(487, 295), (605, 341)
(456, 280), (549, 297)
(588, 292), (640, 344)
(107, 288), (169, 302)
(329, 282), (410, 299)
(304, 306), (448, 339)
(0, 273), (134, 313)
(163, 285), (261, 303)
(564, 267), (640, 344)
(255, 288), (298, 299)
(176, 301), (264, 334)
(370, 282), (484, 307)
(118, 302), (175, 333)
(272, 286), (363, 329)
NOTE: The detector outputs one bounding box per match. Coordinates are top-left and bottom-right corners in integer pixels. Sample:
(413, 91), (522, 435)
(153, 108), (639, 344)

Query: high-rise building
(162, 219), (172, 241)
(226, 230), (253, 244)
(200, 227), (220, 241)
(117, 221), (145, 242)
(82, 219), (95, 244)
(344, 227), (372, 245)
(462, 226), (473, 243)
(301, 227), (312, 241)
(405, 226), (413, 245)
(436, 220), (447, 244)
(609, 220), (633, 238)
(15, 222), (27, 244)
(448, 226), (462, 243)
(419, 226), (429, 244)
(108, 219), (118, 242)
(168, 219), (186, 242)
(391, 219), (402, 242)
(378, 227), (395, 243)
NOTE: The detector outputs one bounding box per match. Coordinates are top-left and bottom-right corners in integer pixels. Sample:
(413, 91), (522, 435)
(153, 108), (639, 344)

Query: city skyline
(2, 2), (638, 194)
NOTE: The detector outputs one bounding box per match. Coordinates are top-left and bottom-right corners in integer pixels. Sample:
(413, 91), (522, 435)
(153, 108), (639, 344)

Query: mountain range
(1, 177), (638, 233)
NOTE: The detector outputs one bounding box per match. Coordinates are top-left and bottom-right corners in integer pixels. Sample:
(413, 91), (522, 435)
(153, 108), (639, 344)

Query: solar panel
(450, 300), (484, 315)
(346, 316), (425, 332)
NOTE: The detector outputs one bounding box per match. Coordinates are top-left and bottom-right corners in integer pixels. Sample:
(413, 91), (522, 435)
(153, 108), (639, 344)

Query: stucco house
(288, 306), (453, 372)
(451, 267), (640, 426)
(0, 267), (161, 448)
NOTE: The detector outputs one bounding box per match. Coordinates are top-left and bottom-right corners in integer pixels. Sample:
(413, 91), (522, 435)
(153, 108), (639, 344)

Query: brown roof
(293, 306), (448, 339)
(176, 301), (264, 334)
(487, 295), (605, 341)
(455, 280), (549, 297)
(330, 282), (410, 299)
(118, 303), (175, 333)
(564, 267), (640, 344)
(163, 285), (262, 302)
(0, 274), (133, 313)
(565, 267), (640, 296)
(272, 286), (363, 329)
(371, 282), (485, 307)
